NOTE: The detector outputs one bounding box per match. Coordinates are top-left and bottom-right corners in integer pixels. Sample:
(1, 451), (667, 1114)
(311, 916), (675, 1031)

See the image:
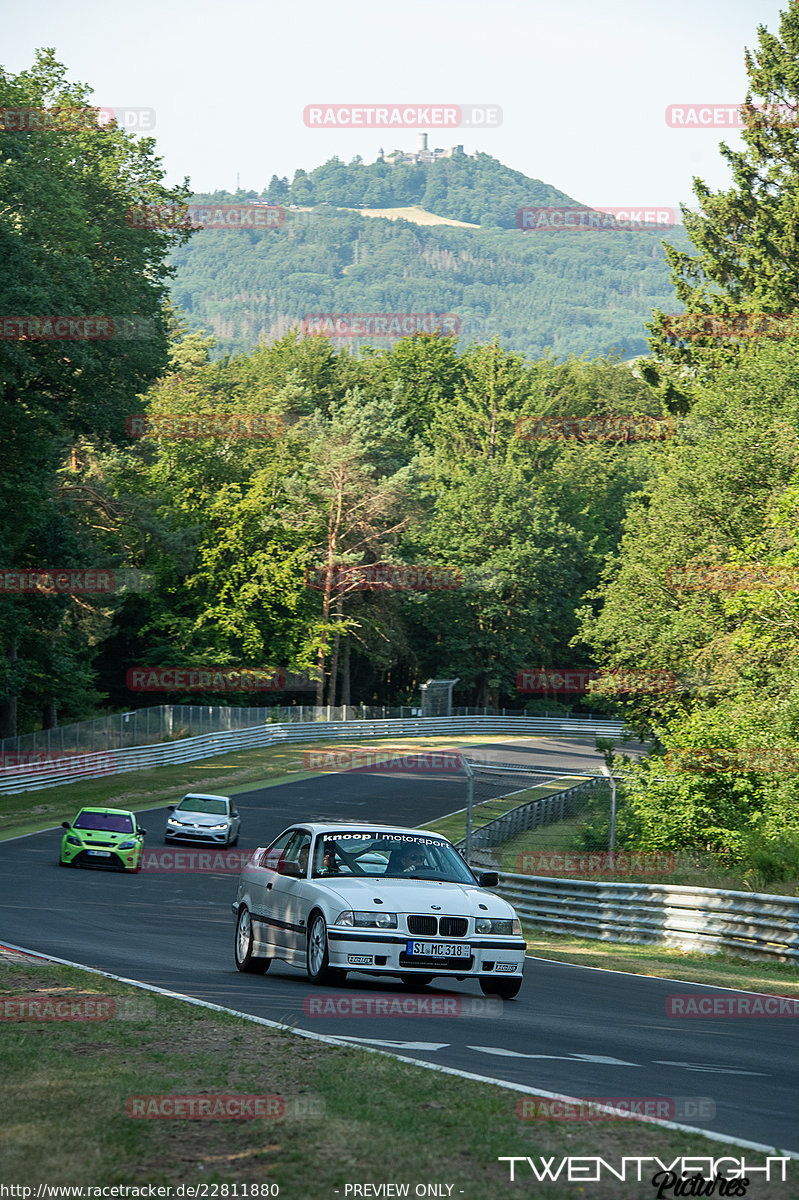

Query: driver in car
(394, 844), (425, 873)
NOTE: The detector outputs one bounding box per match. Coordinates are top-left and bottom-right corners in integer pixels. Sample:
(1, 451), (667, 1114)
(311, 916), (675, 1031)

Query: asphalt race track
(2, 736), (797, 1154)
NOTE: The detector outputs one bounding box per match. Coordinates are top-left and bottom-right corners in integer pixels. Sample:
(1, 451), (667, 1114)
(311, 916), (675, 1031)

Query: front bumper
(62, 847), (139, 871)
(327, 928), (526, 976)
(165, 826), (230, 843)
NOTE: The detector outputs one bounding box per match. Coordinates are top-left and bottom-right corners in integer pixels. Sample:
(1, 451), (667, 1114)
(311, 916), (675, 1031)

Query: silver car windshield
(177, 798), (228, 815)
(312, 833), (475, 883)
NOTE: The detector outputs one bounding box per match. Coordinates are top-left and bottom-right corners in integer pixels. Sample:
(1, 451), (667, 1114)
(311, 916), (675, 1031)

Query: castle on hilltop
(382, 134), (473, 166)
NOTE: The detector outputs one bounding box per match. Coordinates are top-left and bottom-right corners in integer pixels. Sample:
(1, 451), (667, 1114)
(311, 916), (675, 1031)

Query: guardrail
(456, 776), (603, 853)
(497, 873), (799, 963)
(0, 715), (625, 796)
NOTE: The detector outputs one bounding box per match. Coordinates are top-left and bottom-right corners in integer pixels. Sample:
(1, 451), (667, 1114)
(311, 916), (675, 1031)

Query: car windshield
(312, 832), (475, 883)
(73, 812), (134, 833)
(177, 797), (228, 815)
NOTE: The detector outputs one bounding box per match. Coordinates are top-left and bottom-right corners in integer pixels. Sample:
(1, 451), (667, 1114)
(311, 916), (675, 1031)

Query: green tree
(649, 3), (799, 371)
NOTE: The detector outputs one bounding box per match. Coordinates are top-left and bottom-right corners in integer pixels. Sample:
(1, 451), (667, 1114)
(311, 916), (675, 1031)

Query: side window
(283, 830), (311, 864)
(260, 829), (296, 870)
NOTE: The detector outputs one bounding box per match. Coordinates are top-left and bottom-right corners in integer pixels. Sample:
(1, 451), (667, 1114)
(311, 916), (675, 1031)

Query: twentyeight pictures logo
(303, 104), (502, 128)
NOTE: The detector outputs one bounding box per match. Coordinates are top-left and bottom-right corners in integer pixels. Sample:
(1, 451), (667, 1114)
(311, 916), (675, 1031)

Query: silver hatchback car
(165, 793), (240, 846)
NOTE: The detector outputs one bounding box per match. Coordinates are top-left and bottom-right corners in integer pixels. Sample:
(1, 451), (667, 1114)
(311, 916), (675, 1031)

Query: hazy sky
(3, 0), (789, 212)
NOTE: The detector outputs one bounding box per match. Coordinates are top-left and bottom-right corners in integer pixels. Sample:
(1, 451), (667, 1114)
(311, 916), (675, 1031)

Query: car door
(247, 828), (297, 953)
(266, 829), (312, 961)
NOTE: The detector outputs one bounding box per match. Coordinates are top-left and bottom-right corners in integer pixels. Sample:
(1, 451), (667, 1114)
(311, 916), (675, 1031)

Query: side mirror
(277, 860), (302, 877)
(478, 872), (499, 888)
(232, 810), (239, 818)
(167, 804), (175, 812)
(61, 822), (71, 830)
(138, 828), (147, 836)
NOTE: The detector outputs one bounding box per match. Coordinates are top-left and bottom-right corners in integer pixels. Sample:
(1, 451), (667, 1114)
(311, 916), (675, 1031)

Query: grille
(73, 851), (124, 870)
(407, 915), (437, 936)
(439, 917), (468, 937)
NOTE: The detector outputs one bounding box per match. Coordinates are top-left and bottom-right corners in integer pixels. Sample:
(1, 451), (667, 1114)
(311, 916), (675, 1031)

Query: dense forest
(168, 159), (691, 361)
(5, 2), (799, 874)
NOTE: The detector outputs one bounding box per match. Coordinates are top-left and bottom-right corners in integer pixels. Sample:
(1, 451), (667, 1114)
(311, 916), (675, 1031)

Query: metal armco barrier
(456, 776), (603, 852)
(0, 715), (624, 796)
(498, 873), (799, 963)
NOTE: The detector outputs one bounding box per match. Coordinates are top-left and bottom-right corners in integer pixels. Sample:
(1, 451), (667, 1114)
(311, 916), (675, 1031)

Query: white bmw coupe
(232, 822), (526, 998)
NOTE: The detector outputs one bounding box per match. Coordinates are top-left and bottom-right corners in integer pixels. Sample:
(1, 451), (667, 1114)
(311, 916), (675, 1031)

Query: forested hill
(168, 151), (690, 361)
(260, 150), (579, 227)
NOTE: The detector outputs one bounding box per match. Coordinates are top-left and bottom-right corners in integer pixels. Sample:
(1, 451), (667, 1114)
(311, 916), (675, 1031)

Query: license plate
(406, 941), (470, 959)
(87, 850), (111, 857)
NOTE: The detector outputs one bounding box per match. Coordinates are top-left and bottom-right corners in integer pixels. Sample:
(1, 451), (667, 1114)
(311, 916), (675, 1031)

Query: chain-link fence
(0, 703), (610, 761)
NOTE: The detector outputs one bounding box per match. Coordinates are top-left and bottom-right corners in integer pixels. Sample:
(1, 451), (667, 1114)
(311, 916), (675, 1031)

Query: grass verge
(1, 955), (794, 1195)
(524, 931), (799, 994)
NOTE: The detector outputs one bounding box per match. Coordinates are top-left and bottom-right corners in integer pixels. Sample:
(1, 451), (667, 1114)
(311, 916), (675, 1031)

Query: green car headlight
(118, 840), (137, 849)
(65, 835), (81, 846)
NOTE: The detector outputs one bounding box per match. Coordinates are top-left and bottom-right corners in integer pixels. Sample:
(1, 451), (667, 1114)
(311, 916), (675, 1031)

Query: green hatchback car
(60, 807), (147, 872)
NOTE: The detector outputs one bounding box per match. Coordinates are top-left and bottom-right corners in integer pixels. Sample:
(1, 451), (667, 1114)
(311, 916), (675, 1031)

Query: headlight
(167, 818), (183, 827)
(335, 910), (398, 929)
(205, 823), (228, 830)
(118, 840), (136, 849)
(476, 917), (522, 935)
(65, 835), (81, 846)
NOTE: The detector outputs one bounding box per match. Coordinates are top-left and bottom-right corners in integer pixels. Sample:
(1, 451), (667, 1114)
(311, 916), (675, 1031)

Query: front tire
(235, 906), (270, 974)
(306, 911), (345, 984)
(479, 975), (522, 1000)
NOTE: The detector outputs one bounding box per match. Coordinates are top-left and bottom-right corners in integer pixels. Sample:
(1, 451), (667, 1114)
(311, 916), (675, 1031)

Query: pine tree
(649, 3), (799, 372)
